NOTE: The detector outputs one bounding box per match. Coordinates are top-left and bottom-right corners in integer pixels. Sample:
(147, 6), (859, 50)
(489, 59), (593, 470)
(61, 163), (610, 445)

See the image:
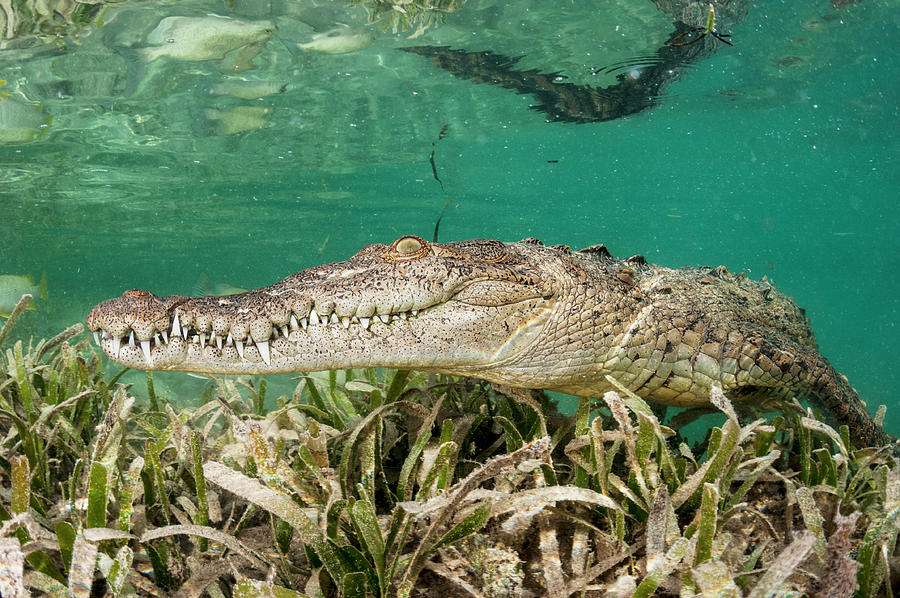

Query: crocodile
(86, 235), (896, 449)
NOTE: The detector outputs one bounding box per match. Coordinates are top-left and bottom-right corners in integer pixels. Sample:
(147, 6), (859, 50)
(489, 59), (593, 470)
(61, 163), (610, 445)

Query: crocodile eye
(383, 235), (431, 262)
(396, 236), (423, 254)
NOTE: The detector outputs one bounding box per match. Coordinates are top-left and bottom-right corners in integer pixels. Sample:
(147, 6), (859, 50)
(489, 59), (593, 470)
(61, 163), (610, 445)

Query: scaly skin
(87, 235), (896, 448)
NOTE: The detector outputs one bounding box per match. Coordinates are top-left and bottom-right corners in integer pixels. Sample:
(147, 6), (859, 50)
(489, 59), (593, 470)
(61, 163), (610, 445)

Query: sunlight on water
(0, 0), (897, 432)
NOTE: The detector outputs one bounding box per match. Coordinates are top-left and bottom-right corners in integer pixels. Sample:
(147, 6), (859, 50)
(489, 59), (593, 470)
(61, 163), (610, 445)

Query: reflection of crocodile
(87, 235), (896, 449)
(401, 0), (748, 123)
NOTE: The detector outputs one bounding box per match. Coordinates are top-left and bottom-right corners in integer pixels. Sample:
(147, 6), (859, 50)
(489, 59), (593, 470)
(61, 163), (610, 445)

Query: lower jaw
(99, 326), (495, 375)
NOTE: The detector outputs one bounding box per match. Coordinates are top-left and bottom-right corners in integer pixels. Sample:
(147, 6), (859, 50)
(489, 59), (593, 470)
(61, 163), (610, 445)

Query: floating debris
(0, 83), (51, 143)
(432, 198), (451, 243)
(428, 123), (449, 191)
(803, 18), (823, 31)
(317, 234), (331, 255)
(666, 3), (734, 47)
(0, 273), (46, 317)
(772, 55), (805, 67)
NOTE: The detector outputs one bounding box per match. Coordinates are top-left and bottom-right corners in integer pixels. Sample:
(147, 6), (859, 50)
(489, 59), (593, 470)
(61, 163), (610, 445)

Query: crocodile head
(86, 236), (569, 381)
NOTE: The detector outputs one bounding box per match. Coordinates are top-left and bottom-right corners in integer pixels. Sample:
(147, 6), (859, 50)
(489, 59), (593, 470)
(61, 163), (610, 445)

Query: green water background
(1, 0), (897, 434)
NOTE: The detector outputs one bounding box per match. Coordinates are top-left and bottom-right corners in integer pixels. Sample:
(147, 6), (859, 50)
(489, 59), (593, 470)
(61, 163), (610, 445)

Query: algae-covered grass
(0, 313), (897, 596)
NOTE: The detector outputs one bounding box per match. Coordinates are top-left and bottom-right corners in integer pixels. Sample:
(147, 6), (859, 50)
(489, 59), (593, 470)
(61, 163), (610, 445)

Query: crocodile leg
(729, 330), (893, 449)
(638, 324), (893, 448)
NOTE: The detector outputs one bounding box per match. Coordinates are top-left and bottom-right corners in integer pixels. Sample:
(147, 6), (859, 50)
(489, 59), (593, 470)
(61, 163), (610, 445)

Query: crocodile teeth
(199, 333), (206, 348)
(128, 331), (136, 346)
(300, 317), (308, 330)
(360, 317), (370, 329)
(411, 309), (418, 316)
(111, 336), (121, 359)
(93, 331), (100, 345)
(216, 335), (223, 350)
(290, 314), (299, 329)
(378, 314), (390, 324)
(140, 340), (151, 363)
(160, 330), (168, 344)
(236, 340), (244, 359)
(341, 316), (350, 329)
(330, 313), (339, 325)
(398, 312), (407, 320)
(309, 308), (320, 325)
(256, 340), (271, 365)
(172, 314), (182, 339)
(282, 326), (289, 338)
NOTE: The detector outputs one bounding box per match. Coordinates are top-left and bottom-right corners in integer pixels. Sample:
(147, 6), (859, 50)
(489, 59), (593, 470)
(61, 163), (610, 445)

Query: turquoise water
(1, 0), (897, 434)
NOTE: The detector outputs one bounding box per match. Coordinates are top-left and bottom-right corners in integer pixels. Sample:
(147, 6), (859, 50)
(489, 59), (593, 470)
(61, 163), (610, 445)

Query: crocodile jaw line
(93, 296), (553, 375)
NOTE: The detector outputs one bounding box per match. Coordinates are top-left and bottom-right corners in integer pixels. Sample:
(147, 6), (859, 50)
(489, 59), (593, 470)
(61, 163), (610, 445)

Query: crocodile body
(87, 236), (895, 448)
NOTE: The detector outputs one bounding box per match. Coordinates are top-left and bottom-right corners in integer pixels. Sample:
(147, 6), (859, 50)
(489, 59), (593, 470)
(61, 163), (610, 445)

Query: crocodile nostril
(123, 289), (152, 299)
